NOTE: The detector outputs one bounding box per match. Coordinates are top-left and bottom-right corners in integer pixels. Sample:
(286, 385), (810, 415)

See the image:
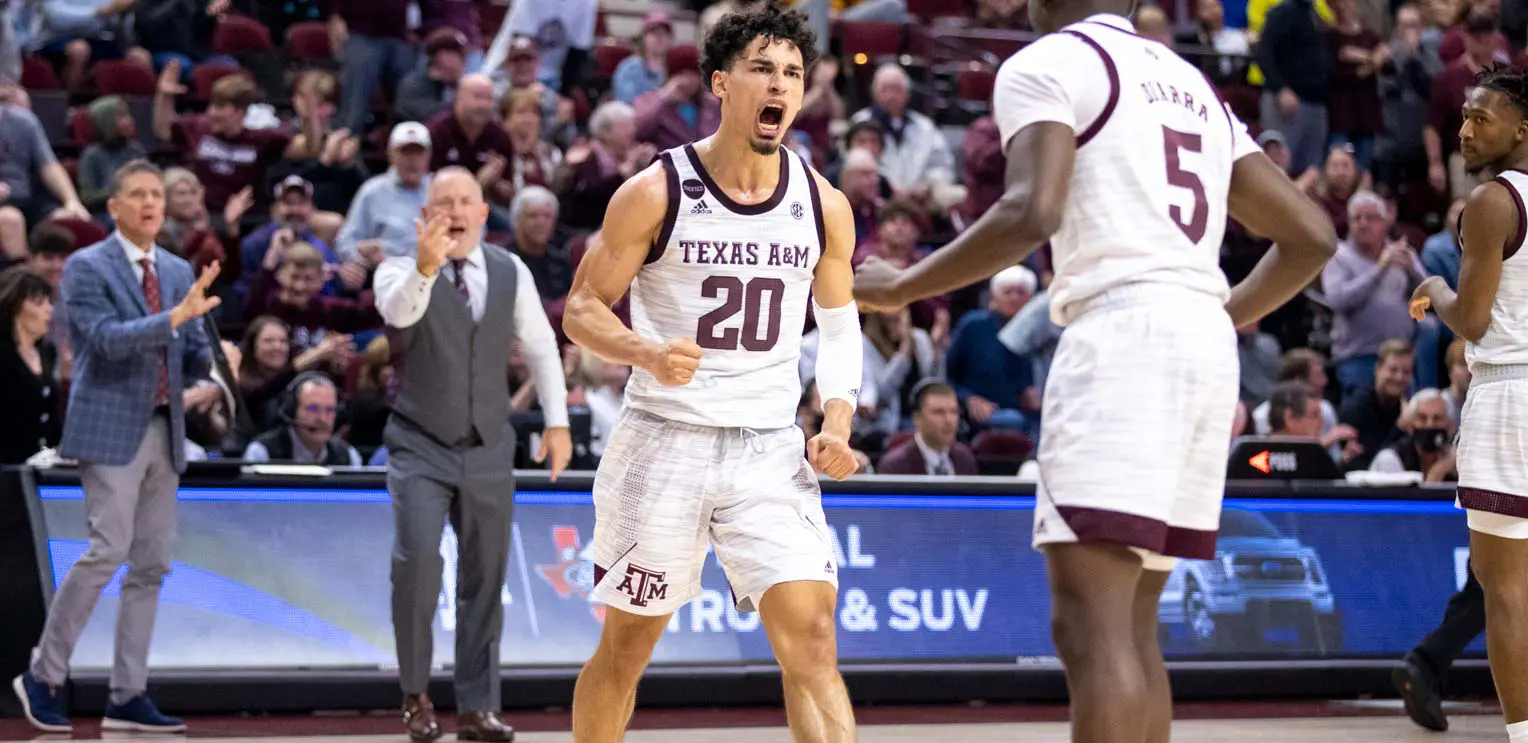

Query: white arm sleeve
(812, 299), (863, 410)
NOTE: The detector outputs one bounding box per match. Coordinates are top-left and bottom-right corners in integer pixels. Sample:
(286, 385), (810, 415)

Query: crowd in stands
(0, 0), (1503, 482)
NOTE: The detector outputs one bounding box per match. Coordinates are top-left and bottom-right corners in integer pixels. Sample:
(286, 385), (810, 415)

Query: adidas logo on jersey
(690, 200), (712, 215)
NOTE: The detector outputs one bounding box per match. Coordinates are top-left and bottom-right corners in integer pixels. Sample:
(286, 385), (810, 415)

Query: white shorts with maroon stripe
(1456, 369), (1528, 538)
(588, 408), (838, 617)
(1032, 283), (1240, 566)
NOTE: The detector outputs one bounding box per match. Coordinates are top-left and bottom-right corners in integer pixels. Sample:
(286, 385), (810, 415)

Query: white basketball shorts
(1033, 283), (1240, 567)
(1455, 369), (1528, 539)
(589, 408), (838, 617)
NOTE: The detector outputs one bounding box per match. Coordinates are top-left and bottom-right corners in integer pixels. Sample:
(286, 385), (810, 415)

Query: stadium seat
(971, 429), (1033, 461)
(214, 14), (276, 56)
(885, 431), (915, 451)
(21, 54), (61, 90)
(286, 21), (334, 63)
(92, 60), (157, 96)
(593, 42), (630, 81)
(192, 64), (253, 100)
(43, 216), (109, 251)
(835, 21), (904, 59)
(70, 108), (96, 147)
(955, 67), (995, 103)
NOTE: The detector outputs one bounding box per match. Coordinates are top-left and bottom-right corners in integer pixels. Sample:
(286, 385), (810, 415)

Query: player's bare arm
(562, 162), (703, 386)
(853, 122), (1075, 310)
(1223, 153), (1339, 328)
(1410, 179), (1512, 341)
(806, 175), (862, 480)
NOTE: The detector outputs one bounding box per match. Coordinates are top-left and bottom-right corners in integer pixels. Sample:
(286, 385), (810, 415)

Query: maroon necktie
(140, 258), (169, 406)
(450, 258), (470, 303)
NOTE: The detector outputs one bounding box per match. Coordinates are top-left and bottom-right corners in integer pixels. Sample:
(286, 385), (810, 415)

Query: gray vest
(390, 244), (518, 448)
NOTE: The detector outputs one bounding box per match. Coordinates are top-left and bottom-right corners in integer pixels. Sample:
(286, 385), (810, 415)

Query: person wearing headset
(240, 371), (362, 465)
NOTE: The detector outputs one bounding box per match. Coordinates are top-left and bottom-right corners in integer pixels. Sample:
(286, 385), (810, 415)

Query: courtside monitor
(1227, 436), (1343, 480)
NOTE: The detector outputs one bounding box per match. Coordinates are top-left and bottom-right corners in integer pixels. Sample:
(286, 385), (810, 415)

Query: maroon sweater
(246, 268), (383, 350)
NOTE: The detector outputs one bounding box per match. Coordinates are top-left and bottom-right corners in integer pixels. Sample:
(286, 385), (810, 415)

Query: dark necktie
(932, 460), (951, 476)
(451, 258), (471, 304)
(140, 258), (169, 405)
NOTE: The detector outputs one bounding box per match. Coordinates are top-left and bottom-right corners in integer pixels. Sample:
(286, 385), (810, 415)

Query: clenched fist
(808, 432), (858, 480)
(644, 337), (702, 386)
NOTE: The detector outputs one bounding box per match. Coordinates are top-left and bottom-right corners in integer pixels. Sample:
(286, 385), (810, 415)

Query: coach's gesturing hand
(644, 337), (702, 386)
(414, 214), (452, 277)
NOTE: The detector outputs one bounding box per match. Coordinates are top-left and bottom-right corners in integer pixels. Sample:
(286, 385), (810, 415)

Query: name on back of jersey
(678, 239), (814, 268)
(1140, 79), (1211, 122)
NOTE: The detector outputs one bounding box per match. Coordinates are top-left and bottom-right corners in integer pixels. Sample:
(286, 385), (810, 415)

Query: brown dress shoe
(456, 711), (515, 742)
(402, 694), (442, 742)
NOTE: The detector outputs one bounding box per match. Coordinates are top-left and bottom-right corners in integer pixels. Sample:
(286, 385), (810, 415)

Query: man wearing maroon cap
(632, 44), (721, 151)
(238, 175), (350, 300)
(396, 29), (470, 123)
(612, 13), (675, 104)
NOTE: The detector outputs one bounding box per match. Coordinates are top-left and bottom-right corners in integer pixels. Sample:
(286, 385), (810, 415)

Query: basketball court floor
(0, 700), (1510, 742)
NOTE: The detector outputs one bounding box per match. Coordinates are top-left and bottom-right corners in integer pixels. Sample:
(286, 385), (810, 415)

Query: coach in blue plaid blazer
(12, 161), (221, 735)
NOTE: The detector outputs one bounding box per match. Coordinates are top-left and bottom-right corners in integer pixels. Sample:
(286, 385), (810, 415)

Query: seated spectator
(1259, 129), (1298, 177)
(876, 381), (978, 476)
(30, 0), (139, 92)
(1322, 191), (1424, 396)
(486, 37), (572, 143)
(77, 96), (147, 223)
(132, 0), (232, 80)
(612, 13), (674, 104)
(849, 64), (955, 204)
(160, 167), (244, 275)
(153, 65), (293, 224)
(1266, 380), (1364, 466)
(335, 122), (433, 262)
(853, 199), (949, 335)
(237, 315), (354, 430)
(484, 0), (596, 96)
(946, 266), (1040, 434)
(825, 120), (893, 198)
(0, 100), (89, 257)
(242, 372), (362, 465)
(633, 44), (720, 152)
(329, 0), (416, 134)
(1305, 145), (1363, 239)
(344, 334), (393, 456)
(1182, 0), (1251, 83)
(837, 147), (884, 242)
(506, 186), (574, 301)
(553, 102), (654, 232)
(1253, 348), (1338, 434)
(1369, 387), (1457, 481)
(501, 89), (562, 192)
(1237, 323), (1284, 406)
(861, 307), (943, 436)
(244, 240), (379, 351)
(0, 266), (60, 464)
(395, 28), (468, 124)
(237, 175), (348, 300)
(957, 117), (1004, 228)
(1339, 338), (1414, 470)
(997, 286), (1062, 394)
(428, 73), (517, 216)
(1442, 338), (1469, 423)
(269, 70), (368, 241)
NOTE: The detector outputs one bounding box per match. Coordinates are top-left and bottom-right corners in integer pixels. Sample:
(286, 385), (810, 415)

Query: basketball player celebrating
(854, 1), (1337, 741)
(1409, 67), (1528, 743)
(561, 7), (861, 743)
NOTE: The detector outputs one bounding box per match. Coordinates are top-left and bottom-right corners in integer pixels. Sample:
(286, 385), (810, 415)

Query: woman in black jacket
(0, 267), (61, 464)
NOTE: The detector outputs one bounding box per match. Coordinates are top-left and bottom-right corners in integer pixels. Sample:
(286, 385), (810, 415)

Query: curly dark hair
(701, 3), (819, 84)
(1476, 64), (1528, 116)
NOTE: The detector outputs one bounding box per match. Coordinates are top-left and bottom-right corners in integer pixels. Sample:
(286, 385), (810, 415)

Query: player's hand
(644, 337), (703, 386)
(853, 257), (909, 312)
(414, 213), (453, 276)
(536, 426), (573, 482)
(807, 431), (858, 481)
(1409, 276), (1446, 321)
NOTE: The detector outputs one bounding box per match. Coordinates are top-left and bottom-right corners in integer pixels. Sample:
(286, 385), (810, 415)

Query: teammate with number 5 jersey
(852, 1), (1338, 741)
(561, 6), (863, 743)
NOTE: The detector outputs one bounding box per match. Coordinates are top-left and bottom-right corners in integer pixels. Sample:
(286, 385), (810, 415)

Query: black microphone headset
(279, 370), (343, 435)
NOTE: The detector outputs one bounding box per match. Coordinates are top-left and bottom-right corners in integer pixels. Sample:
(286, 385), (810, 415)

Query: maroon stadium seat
(92, 60), (157, 96)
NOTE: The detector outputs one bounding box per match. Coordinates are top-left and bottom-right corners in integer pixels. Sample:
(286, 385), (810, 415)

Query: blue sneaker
(12, 671), (72, 733)
(102, 695), (186, 733)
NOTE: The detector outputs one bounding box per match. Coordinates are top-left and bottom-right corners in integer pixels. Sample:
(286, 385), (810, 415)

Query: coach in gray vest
(373, 167), (572, 742)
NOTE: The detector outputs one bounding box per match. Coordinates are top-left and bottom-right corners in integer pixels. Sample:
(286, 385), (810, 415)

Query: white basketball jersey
(1464, 171), (1528, 370)
(992, 14), (1262, 326)
(623, 143), (823, 429)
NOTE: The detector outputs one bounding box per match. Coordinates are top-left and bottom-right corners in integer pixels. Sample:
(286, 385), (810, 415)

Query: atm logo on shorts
(614, 564), (669, 608)
(535, 526), (607, 621)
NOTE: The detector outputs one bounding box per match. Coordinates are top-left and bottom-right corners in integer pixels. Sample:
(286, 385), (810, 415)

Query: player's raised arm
(1410, 180), (1512, 341)
(854, 122), (1075, 311)
(1223, 131), (1339, 328)
(807, 177), (864, 480)
(562, 161), (702, 386)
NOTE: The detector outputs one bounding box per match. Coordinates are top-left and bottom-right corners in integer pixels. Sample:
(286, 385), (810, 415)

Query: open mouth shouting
(756, 101), (787, 139)
(448, 224), (468, 240)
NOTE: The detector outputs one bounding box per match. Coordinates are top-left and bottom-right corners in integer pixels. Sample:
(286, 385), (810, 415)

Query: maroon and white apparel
(1454, 170), (1528, 536)
(993, 13), (1259, 565)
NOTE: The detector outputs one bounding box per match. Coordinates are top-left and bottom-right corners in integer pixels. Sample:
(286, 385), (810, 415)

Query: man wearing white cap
(335, 122), (435, 264)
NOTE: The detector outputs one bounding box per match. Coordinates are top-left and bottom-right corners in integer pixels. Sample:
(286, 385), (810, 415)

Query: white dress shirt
(115, 230), (156, 282)
(373, 245), (570, 427)
(913, 433), (956, 476)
